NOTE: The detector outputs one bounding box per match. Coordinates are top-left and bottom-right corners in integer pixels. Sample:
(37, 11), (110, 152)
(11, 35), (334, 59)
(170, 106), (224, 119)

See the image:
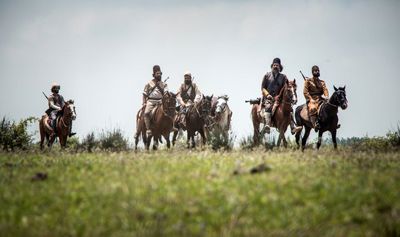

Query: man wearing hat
(261, 58), (302, 134)
(303, 65), (329, 132)
(46, 83), (76, 137)
(142, 65), (169, 136)
(175, 71), (202, 130)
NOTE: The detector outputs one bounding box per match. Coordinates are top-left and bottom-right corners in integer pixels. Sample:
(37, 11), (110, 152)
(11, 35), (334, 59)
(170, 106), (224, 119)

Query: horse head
(286, 79), (298, 105)
(200, 94), (213, 118)
(63, 100), (76, 121)
(215, 95), (229, 118)
(162, 92), (177, 117)
(332, 86), (348, 110)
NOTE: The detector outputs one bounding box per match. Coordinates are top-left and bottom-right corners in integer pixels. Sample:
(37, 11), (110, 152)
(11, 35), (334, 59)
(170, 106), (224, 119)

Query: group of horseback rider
(43, 58), (330, 140)
(142, 65), (202, 137)
(259, 57), (329, 134)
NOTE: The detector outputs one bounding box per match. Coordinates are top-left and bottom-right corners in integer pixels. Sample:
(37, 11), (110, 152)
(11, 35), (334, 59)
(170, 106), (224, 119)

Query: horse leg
(172, 130), (178, 146)
(190, 131), (196, 149)
(146, 135), (152, 151)
(39, 125), (45, 150)
(331, 129), (337, 149)
(199, 129), (206, 147)
(134, 132), (140, 151)
(317, 130), (323, 150)
(186, 131), (191, 149)
(153, 136), (158, 150)
(277, 132), (282, 147)
(164, 134), (171, 149)
(295, 129), (302, 149)
(283, 134), (288, 148)
(253, 123), (260, 145)
(301, 127), (311, 151)
(191, 135), (196, 148)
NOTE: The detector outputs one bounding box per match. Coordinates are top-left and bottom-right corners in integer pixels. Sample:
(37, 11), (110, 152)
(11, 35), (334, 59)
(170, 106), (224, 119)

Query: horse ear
(293, 79), (296, 83)
(333, 85), (338, 91)
(343, 85), (346, 91)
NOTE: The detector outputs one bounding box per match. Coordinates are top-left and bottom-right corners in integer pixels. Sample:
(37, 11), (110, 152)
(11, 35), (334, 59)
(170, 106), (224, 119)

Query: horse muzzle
(341, 102), (348, 110)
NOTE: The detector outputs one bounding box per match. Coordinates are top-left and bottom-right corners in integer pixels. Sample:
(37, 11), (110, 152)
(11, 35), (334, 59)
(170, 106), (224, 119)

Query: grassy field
(1, 148), (399, 236)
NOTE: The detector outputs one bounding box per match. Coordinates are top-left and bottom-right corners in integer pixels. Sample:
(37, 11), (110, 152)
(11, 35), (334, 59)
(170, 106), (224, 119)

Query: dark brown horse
(172, 95), (213, 148)
(134, 92), (177, 150)
(295, 86), (348, 151)
(39, 100), (76, 149)
(250, 80), (298, 147)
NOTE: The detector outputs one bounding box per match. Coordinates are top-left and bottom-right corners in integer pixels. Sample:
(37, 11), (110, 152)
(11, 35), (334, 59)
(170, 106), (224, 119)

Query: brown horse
(250, 80), (298, 147)
(39, 100), (76, 150)
(172, 95), (213, 148)
(295, 86), (348, 151)
(134, 92), (177, 150)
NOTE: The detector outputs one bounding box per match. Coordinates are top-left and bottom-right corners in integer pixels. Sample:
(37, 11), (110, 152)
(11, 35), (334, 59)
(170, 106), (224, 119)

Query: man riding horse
(174, 71), (202, 130)
(45, 83), (75, 137)
(303, 65), (329, 132)
(260, 58), (301, 134)
(142, 65), (171, 137)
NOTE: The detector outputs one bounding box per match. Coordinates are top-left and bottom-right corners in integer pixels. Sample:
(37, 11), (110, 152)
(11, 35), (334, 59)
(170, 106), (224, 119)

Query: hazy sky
(1, 0), (399, 143)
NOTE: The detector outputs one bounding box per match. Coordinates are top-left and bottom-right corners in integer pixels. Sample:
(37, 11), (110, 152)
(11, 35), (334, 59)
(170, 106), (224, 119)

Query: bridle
(161, 93), (177, 119)
(282, 82), (298, 105)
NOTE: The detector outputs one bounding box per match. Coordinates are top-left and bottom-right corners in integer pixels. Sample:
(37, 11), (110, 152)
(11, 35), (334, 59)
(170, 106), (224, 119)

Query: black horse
(295, 86), (348, 150)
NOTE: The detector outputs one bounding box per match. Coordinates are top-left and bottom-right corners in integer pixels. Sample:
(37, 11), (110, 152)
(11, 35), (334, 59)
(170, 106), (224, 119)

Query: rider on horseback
(175, 71), (202, 130)
(261, 58), (302, 134)
(303, 65), (329, 132)
(143, 65), (170, 137)
(45, 83), (75, 137)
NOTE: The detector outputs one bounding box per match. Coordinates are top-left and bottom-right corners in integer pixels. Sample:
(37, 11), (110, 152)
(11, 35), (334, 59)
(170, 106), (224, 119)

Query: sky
(1, 0), (399, 143)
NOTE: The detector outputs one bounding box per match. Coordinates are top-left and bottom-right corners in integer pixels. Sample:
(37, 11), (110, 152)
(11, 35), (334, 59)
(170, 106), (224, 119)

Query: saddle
(302, 101), (325, 121)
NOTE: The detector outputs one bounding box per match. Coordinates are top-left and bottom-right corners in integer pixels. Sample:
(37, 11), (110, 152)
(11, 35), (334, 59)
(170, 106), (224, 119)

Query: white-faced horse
(210, 95), (232, 139)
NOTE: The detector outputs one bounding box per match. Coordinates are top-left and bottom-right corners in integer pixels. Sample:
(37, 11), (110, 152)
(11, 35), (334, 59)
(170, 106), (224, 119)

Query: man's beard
(313, 73), (320, 77)
(184, 80), (191, 85)
(155, 76), (161, 81)
(272, 67), (279, 74)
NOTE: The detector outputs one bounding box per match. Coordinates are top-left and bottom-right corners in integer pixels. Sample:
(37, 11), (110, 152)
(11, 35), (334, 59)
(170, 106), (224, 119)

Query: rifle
(163, 76), (170, 83)
(42, 92), (49, 100)
(245, 98), (261, 105)
(299, 71), (307, 81)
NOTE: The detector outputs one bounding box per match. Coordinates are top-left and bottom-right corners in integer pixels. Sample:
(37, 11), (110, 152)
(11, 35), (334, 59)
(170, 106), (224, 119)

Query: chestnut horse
(251, 80), (298, 147)
(134, 92), (177, 150)
(39, 100), (76, 149)
(172, 95), (213, 148)
(295, 86), (348, 151)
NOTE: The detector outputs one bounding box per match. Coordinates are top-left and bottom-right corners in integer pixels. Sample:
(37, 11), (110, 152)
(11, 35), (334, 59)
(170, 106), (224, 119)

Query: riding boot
(180, 114), (187, 130)
(290, 112), (302, 135)
(52, 119), (57, 133)
(261, 112), (271, 134)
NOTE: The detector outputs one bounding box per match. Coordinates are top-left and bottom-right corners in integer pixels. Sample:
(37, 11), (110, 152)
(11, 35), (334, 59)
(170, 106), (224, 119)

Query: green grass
(1, 149), (399, 236)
